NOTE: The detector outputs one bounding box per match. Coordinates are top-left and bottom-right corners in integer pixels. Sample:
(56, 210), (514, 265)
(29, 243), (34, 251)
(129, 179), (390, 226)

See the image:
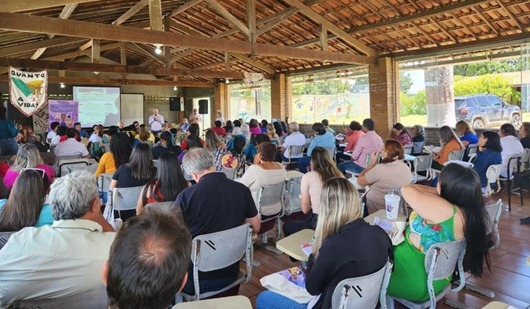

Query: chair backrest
(110, 186), (144, 212)
(466, 144), (478, 161)
(11, 285), (108, 309)
(59, 159), (91, 177)
(413, 155), (432, 173)
(220, 167), (236, 180)
(484, 199), (503, 249)
(484, 164), (502, 197)
(424, 239), (466, 308)
(191, 224), (252, 298)
(0, 231), (14, 250)
(257, 182), (285, 220)
(145, 201), (175, 214)
(324, 147), (336, 161)
(101, 143), (110, 153)
(521, 148), (530, 172)
(331, 261), (392, 309)
(448, 149), (465, 161)
(98, 173), (114, 193)
(287, 145), (304, 161)
(412, 141), (425, 155)
(285, 177), (302, 215)
(506, 155), (521, 178)
(404, 145), (413, 155)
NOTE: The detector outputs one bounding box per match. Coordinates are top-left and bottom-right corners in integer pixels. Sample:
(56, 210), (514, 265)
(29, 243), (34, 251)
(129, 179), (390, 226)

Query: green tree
(453, 58), (524, 76)
(453, 75), (521, 103)
(400, 72), (414, 94)
(400, 90), (426, 116)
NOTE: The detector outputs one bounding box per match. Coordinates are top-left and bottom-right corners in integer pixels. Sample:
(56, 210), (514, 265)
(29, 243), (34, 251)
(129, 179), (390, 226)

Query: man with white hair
(0, 170), (115, 307)
(149, 108), (164, 135)
(174, 148), (260, 295)
(281, 121), (306, 162)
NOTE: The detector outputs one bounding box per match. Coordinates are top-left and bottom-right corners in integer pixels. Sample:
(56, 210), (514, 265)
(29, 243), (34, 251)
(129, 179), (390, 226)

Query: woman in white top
(88, 124), (104, 144)
(215, 110), (226, 126)
(499, 123), (524, 178)
(283, 147), (343, 237)
(238, 142), (286, 216)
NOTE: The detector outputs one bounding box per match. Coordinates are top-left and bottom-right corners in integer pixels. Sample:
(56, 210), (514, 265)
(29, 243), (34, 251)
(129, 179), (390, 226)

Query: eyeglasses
(20, 168), (46, 179)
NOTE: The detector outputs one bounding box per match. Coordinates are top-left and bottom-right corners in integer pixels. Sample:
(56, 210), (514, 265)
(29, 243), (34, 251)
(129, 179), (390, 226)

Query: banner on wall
(32, 101), (49, 132)
(9, 67), (48, 116)
(49, 100), (79, 129)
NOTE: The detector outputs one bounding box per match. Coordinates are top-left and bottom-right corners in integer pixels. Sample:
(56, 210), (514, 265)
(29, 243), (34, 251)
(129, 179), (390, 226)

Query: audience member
(266, 123), (279, 145)
(519, 122), (530, 149)
(224, 120), (234, 134)
(52, 125), (67, 145)
(455, 120), (478, 147)
(273, 121), (284, 137)
(0, 169), (51, 231)
(215, 110), (226, 126)
(204, 130), (228, 167)
(0, 106), (18, 156)
(152, 131), (182, 160)
(357, 139), (412, 214)
(54, 128), (90, 158)
(499, 123), (524, 178)
(410, 124), (425, 155)
(95, 132), (132, 177)
(322, 119), (335, 135)
(0, 170), (115, 307)
(74, 122), (88, 138)
(249, 119), (262, 135)
(174, 148), (260, 295)
(260, 119), (269, 134)
(283, 147), (343, 237)
(392, 123), (413, 146)
(3, 143), (54, 189)
(179, 134), (204, 164)
(473, 131), (502, 191)
(431, 126), (463, 170)
(343, 120), (364, 152)
(244, 134), (271, 164)
(297, 122), (336, 173)
(88, 124), (104, 144)
(136, 152), (188, 215)
(104, 210), (191, 309)
(387, 164), (490, 302)
(211, 120), (226, 137)
(47, 121), (60, 145)
(134, 124), (155, 147)
(180, 123), (203, 150)
(239, 142), (286, 216)
(338, 118), (383, 175)
(281, 122), (306, 162)
(257, 178), (392, 309)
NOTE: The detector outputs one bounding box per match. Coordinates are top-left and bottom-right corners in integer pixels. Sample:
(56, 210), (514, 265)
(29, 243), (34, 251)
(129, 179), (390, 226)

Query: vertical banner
(49, 100), (79, 129)
(32, 101), (49, 132)
(9, 67), (48, 116)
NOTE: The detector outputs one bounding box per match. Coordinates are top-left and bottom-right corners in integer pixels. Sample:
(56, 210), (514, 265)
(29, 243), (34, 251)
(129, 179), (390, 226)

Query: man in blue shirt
(297, 122), (336, 173)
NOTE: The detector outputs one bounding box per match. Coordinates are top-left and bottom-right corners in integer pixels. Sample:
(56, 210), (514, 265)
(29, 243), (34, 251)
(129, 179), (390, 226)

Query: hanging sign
(9, 67), (48, 116)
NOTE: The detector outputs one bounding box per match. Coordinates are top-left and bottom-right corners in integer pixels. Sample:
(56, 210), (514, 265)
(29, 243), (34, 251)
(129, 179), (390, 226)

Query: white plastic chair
(412, 141), (425, 155)
(332, 261), (393, 309)
(448, 149), (465, 161)
(144, 201), (174, 214)
(483, 164), (502, 197)
(11, 285), (107, 309)
(386, 239), (467, 309)
(255, 182), (285, 257)
(410, 155), (432, 184)
(284, 176), (302, 216)
(521, 148), (530, 172)
(283, 145), (304, 166)
(466, 144), (478, 162)
(97, 173), (114, 195)
(178, 224), (253, 302)
(108, 186), (144, 218)
(404, 145), (413, 155)
(220, 167), (236, 180)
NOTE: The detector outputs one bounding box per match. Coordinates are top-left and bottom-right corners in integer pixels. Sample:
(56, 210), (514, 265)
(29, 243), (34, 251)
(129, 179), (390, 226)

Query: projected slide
(73, 86), (121, 127)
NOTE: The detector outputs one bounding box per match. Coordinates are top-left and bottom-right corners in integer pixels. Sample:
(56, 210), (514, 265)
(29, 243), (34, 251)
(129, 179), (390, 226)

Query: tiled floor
(242, 191), (530, 309)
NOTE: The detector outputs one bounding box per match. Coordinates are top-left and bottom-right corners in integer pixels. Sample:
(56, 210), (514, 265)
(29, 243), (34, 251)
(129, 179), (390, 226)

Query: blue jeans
(338, 161), (364, 175)
(282, 155), (300, 163)
(297, 157), (311, 173)
(182, 273), (237, 295)
(257, 291), (308, 309)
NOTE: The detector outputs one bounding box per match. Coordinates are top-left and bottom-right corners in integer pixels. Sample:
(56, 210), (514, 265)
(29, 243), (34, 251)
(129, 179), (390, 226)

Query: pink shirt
(249, 126), (262, 135)
(351, 131), (384, 167)
(344, 130), (365, 151)
(3, 164), (55, 189)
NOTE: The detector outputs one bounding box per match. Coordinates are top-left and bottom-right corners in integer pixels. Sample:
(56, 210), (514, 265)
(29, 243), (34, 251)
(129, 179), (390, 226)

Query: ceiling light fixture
(154, 44), (163, 55)
(60, 82), (65, 88)
(173, 86), (178, 91)
(225, 78), (230, 84)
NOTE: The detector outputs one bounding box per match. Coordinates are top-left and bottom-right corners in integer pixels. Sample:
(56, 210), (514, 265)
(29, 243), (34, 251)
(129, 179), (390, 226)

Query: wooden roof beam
(203, 0), (250, 37)
(496, 0), (526, 33)
(231, 53), (275, 74)
(0, 0), (98, 12)
(282, 0), (376, 57)
(167, 0), (204, 18)
(0, 57), (246, 79)
(113, 0), (148, 26)
(0, 12), (375, 65)
(0, 37), (86, 58)
(149, 0), (163, 31)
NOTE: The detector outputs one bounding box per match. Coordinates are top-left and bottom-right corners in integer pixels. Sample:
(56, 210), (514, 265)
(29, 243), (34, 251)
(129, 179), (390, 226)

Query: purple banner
(48, 100), (79, 130)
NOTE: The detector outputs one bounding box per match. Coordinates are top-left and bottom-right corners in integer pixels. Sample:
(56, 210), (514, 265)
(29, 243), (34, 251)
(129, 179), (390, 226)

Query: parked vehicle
(455, 94), (521, 129)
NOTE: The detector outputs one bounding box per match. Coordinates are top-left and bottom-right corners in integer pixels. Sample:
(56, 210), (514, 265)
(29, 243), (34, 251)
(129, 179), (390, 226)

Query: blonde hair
(312, 178), (361, 258)
(11, 144), (44, 172)
(455, 120), (475, 136)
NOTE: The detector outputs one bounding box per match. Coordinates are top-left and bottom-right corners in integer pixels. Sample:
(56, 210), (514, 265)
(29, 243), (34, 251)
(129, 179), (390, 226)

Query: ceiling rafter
(0, 0), (98, 12)
(167, 0), (204, 18)
(113, 0), (148, 26)
(495, 0), (527, 32)
(203, 0), (250, 36)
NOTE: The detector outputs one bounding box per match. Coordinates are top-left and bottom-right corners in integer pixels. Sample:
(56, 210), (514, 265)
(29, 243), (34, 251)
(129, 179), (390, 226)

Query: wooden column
(271, 73), (287, 121)
(214, 82), (228, 122)
(368, 57), (399, 138)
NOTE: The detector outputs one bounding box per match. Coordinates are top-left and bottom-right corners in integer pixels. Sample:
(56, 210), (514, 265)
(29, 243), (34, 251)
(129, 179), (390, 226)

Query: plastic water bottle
(385, 189), (401, 220)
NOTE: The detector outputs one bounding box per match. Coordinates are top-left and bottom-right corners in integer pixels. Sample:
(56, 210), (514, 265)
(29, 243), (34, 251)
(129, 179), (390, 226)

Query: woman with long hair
(392, 122), (413, 146)
(3, 143), (54, 189)
(473, 131), (502, 190)
(152, 131), (182, 160)
(266, 124), (279, 145)
(204, 130), (229, 170)
(95, 132), (132, 177)
(180, 123), (204, 150)
(133, 124), (155, 147)
(357, 139), (412, 214)
(224, 120), (234, 134)
(387, 163), (490, 302)
(519, 121), (530, 148)
(432, 125), (464, 170)
(283, 146), (344, 237)
(257, 178), (392, 309)
(244, 134), (271, 164)
(249, 119), (262, 135)
(0, 169), (52, 231)
(273, 121), (284, 137)
(455, 120), (478, 147)
(410, 124), (425, 156)
(135, 152), (188, 215)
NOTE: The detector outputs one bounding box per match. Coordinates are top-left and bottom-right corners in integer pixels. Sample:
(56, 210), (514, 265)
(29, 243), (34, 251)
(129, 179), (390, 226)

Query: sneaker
(520, 217), (530, 224)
